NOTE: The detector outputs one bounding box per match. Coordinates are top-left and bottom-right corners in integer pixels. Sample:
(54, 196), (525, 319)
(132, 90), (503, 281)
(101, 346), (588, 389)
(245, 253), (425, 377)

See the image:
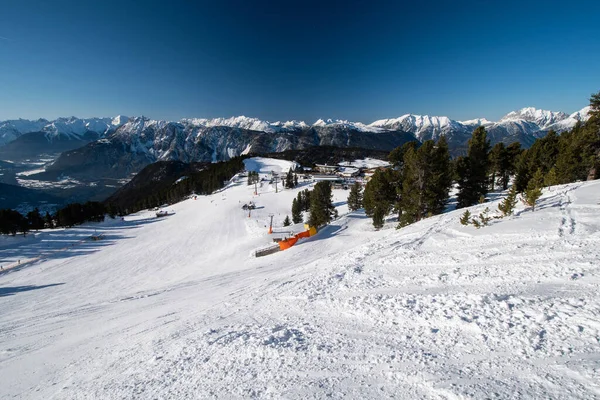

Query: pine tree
(44, 211), (54, 229)
(26, 208), (44, 231)
(291, 197), (303, 224)
(544, 167), (559, 187)
(498, 186), (518, 217)
(456, 127), (491, 208)
(0, 209), (27, 236)
(514, 150), (531, 193)
(523, 168), (544, 211)
(347, 182), (363, 211)
(283, 215), (291, 227)
(489, 142), (510, 190)
(293, 174), (298, 187)
(506, 142), (523, 177)
(363, 170), (397, 229)
(471, 207), (491, 228)
(460, 210), (471, 225)
(285, 170), (294, 188)
(308, 181), (335, 227)
(426, 136), (453, 215)
(398, 145), (426, 226)
(589, 90), (600, 121)
(388, 141), (419, 168)
(301, 189), (311, 211)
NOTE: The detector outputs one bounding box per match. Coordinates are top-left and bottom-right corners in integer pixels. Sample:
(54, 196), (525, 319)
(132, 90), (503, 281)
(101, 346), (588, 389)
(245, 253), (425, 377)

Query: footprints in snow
(558, 191), (576, 237)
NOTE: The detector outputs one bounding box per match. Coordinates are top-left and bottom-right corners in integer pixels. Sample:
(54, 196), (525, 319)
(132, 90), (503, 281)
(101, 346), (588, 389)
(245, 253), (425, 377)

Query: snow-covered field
(338, 157), (390, 169)
(1, 158), (599, 399)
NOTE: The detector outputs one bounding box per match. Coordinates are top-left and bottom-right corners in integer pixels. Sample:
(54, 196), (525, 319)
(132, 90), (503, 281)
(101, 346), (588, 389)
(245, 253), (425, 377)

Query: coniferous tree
(498, 186), (518, 217)
(44, 211), (54, 229)
(456, 127), (491, 208)
(460, 210), (472, 225)
(589, 91), (600, 121)
(489, 142), (510, 190)
(514, 150), (531, 193)
(347, 182), (363, 211)
(398, 145), (426, 226)
(397, 137), (450, 227)
(506, 142), (523, 176)
(0, 209), (27, 236)
(388, 140), (419, 168)
(291, 197), (303, 224)
(301, 189), (311, 211)
(294, 173), (298, 187)
(26, 208), (44, 231)
(523, 168), (544, 211)
(544, 167), (559, 187)
(308, 181), (335, 227)
(363, 169), (397, 229)
(426, 136), (453, 215)
(283, 215), (291, 227)
(285, 170), (294, 188)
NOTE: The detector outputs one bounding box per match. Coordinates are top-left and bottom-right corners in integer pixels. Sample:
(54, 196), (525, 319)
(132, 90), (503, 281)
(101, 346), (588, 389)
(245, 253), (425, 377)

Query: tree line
(0, 202), (107, 236)
(352, 90), (599, 229)
(288, 182), (337, 227)
(106, 157), (246, 214)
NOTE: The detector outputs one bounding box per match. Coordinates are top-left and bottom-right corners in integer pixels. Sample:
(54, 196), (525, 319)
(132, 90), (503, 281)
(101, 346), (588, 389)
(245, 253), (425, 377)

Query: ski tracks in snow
(2, 179), (600, 399)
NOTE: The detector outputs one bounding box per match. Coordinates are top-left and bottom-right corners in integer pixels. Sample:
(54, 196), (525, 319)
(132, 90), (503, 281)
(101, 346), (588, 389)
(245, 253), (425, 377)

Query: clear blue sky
(0, 0), (599, 123)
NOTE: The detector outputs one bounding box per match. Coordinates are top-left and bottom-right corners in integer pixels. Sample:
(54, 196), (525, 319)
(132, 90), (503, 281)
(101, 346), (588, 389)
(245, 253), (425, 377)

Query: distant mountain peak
(500, 107), (569, 129)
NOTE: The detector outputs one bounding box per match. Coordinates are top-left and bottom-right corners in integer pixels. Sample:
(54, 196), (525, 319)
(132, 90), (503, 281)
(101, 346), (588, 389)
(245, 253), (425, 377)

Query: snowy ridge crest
(0, 106), (591, 148)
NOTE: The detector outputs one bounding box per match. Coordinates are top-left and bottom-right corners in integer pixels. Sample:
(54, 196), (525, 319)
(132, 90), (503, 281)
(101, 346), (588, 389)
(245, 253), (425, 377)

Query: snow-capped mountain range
(0, 106), (590, 148)
(0, 116), (129, 146)
(0, 106), (591, 193)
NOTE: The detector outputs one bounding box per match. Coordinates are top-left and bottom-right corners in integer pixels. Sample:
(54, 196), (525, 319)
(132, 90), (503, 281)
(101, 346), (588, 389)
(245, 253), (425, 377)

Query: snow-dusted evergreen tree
(283, 215), (291, 226)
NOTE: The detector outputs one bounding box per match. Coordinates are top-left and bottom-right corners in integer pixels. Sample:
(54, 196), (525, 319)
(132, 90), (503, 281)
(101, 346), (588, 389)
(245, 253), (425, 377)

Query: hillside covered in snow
(1, 157), (599, 399)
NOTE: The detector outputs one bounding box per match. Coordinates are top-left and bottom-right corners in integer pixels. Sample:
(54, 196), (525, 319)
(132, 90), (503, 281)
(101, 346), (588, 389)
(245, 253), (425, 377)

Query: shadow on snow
(0, 283), (65, 298)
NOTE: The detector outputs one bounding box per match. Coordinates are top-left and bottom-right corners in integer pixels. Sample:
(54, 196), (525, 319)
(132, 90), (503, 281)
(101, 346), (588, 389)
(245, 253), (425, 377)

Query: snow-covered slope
(1, 160), (599, 399)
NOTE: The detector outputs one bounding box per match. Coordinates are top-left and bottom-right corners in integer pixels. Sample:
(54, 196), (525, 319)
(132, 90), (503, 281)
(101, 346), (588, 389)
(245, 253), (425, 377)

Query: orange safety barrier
(295, 230), (310, 239)
(278, 226), (318, 251)
(278, 236), (298, 250)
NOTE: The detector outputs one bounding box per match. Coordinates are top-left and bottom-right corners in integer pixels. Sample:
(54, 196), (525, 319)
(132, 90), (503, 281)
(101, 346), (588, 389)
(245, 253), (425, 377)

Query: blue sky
(0, 0), (599, 122)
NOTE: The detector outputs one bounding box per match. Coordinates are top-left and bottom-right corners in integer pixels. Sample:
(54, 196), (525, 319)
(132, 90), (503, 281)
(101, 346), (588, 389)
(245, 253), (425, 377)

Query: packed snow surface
(1, 160), (599, 399)
(338, 158), (391, 169)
